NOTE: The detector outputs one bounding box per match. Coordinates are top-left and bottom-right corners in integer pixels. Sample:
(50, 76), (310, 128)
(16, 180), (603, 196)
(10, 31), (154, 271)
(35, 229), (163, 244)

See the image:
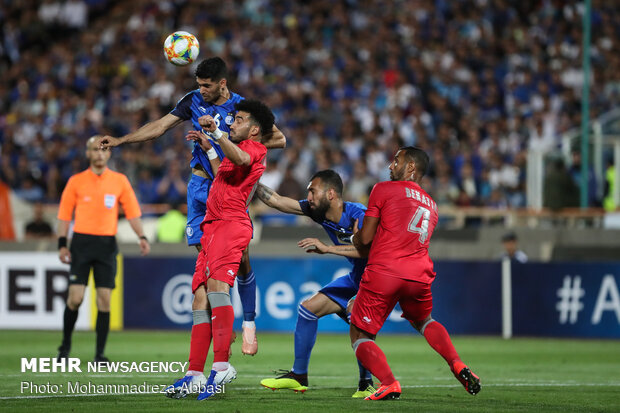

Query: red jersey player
(167, 99), (274, 401)
(349, 146), (481, 400)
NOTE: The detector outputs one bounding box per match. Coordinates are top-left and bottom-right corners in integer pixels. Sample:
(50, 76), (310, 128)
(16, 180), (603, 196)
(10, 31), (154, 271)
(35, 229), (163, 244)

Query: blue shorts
(319, 272), (361, 312)
(186, 174), (212, 246)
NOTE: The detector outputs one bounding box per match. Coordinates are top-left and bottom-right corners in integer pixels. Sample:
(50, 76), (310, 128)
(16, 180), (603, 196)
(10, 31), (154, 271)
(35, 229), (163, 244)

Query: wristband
(58, 236), (67, 249)
(206, 147), (218, 160)
(208, 128), (223, 141)
(140, 235), (148, 242)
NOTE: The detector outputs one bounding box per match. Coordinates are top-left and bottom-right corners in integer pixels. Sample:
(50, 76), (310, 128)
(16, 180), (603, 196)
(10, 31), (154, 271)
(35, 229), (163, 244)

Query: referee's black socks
(61, 306), (79, 350)
(95, 311), (110, 357)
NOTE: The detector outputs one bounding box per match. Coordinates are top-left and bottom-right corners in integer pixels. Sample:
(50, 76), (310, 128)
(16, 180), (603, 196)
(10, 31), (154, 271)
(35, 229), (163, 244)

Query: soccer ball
(163, 31), (199, 66)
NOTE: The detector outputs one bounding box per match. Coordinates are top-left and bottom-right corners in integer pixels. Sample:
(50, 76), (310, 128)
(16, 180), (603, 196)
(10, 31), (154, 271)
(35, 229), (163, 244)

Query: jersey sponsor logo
(227, 269), (235, 277)
(161, 274), (193, 324)
(104, 194), (116, 209)
(199, 106), (207, 113)
(363, 316), (372, 323)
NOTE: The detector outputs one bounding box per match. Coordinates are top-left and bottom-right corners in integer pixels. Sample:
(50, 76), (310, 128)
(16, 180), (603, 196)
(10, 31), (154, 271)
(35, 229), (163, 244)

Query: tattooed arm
(297, 238), (368, 258)
(255, 183), (304, 215)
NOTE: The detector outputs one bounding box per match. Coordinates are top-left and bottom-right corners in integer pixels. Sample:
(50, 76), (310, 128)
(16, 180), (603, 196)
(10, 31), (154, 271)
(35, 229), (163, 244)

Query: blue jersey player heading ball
(255, 170), (375, 398)
(99, 57), (286, 363)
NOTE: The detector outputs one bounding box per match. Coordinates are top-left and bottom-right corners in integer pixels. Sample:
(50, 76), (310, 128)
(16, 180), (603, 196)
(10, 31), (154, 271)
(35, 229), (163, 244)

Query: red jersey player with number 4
(349, 146), (481, 401)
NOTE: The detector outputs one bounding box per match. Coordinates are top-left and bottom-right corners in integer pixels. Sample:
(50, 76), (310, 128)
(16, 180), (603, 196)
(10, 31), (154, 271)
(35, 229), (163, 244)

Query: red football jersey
(204, 139), (267, 224)
(364, 180), (439, 283)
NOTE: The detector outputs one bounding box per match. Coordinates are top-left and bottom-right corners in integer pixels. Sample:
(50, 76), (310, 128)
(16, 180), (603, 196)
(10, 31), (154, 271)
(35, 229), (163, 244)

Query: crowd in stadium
(1, 0), (618, 210)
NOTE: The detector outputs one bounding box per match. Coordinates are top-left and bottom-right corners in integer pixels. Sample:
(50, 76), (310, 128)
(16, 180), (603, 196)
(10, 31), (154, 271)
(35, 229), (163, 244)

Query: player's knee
(300, 297), (319, 315)
(346, 297), (355, 314)
(193, 289), (208, 310)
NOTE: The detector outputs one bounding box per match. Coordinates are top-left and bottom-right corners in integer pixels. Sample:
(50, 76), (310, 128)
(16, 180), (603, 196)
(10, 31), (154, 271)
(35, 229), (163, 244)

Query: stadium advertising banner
(123, 257), (502, 334)
(511, 263), (620, 338)
(0, 252), (91, 330)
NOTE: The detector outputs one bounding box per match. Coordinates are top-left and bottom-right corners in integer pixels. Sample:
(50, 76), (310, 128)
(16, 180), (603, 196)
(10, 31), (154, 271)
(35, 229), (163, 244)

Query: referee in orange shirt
(56, 136), (150, 363)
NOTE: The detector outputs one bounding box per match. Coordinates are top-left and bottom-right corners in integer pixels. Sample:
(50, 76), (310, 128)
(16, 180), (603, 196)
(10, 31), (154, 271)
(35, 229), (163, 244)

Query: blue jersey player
(99, 58), (285, 369)
(255, 170), (375, 398)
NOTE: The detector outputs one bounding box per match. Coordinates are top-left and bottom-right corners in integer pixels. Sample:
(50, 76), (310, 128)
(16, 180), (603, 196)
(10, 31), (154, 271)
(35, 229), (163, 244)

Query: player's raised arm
(99, 113), (184, 148)
(262, 125), (286, 149)
(201, 115), (251, 166)
(256, 183), (304, 215)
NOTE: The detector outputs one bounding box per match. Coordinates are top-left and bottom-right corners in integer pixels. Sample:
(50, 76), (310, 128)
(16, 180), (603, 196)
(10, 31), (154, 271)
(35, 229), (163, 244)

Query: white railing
(558, 108), (620, 208)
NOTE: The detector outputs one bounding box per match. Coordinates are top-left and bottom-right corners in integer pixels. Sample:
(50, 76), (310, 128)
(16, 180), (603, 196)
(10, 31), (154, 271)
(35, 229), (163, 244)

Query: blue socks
(358, 359), (372, 381)
(292, 304), (318, 374)
(237, 270), (256, 322)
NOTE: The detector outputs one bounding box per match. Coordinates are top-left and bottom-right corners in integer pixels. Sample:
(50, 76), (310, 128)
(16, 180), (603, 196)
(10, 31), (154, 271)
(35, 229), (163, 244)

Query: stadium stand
(1, 0), (618, 217)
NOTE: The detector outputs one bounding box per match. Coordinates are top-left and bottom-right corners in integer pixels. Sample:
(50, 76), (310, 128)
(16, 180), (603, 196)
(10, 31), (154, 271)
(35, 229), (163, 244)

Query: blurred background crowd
(1, 0), (618, 212)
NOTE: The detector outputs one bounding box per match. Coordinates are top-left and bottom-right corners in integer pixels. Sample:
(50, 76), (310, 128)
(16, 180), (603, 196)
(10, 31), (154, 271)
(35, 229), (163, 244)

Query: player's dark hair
(400, 146), (430, 177)
(310, 170), (343, 197)
(234, 99), (275, 137)
(195, 57), (228, 80)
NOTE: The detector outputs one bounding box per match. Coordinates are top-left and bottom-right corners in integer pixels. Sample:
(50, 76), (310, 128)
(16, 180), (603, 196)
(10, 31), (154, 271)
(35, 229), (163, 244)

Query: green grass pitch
(1, 330), (619, 412)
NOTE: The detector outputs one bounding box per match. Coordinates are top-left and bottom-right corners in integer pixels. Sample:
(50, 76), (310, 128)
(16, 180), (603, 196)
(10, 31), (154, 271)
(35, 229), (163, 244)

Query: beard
(309, 198), (330, 221)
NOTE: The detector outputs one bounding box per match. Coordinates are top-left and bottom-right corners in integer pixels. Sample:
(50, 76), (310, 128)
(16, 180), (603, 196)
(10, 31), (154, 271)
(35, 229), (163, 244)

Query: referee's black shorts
(69, 233), (118, 289)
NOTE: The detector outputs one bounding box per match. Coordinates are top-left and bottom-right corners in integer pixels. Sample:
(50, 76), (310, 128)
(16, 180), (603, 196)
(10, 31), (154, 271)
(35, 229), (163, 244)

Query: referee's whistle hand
(59, 248), (71, 264)
(139, 239), (151, 256)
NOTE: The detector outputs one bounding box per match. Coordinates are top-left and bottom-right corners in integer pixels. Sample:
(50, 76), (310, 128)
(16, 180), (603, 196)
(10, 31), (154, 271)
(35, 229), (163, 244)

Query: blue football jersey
(170, 90), (244, 180)
(299, 200), (368, 279)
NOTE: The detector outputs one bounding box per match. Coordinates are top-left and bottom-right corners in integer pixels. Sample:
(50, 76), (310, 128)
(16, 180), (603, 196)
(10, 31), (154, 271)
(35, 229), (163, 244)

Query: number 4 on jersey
(408, 206), (430, 243)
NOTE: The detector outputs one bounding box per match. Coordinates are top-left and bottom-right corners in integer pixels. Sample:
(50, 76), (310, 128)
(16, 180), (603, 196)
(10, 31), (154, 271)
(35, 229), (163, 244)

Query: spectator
(1, 0), (618, 215)
(24, 202), (54, 240)
(543, 158), (579, 211)
(500, 232), (528, 263)
(156, 162), (187, 205)
(156, 203), (187, 243)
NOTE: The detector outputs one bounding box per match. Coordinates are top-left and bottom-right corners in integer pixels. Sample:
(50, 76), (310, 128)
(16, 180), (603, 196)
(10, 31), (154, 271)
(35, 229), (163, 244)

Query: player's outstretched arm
(100, 114), (184, 148)
(255, 183), (304, 215)
(298, 238), (365, 258)
(262, 125), (286, 149)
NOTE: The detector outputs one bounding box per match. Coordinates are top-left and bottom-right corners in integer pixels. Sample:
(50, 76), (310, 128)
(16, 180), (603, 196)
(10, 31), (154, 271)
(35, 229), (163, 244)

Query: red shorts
(350, 269), (433, 335)
(192, 220), (252, 292)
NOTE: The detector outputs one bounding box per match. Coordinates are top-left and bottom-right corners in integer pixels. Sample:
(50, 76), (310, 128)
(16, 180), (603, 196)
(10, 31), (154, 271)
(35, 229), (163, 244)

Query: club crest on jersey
(186, 226), (194, 237)
(104, 194), (116, 209)
(225, 113), (234, 125)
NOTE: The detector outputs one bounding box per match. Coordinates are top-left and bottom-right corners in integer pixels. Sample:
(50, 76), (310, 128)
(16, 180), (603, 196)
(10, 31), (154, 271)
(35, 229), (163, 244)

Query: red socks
(188, 322), (212, 372)
(355, 340), (396, 386)
(423, 321), (462, 372)
(211, 305), (234, 363)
